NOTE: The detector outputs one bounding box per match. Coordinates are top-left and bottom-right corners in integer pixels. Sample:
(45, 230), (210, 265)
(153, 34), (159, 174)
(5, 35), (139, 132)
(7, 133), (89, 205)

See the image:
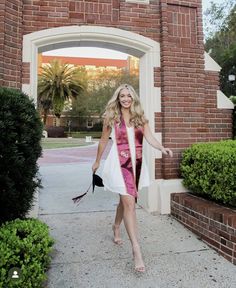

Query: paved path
(39, 145), (236, 288)
(38, 141), (109, 165)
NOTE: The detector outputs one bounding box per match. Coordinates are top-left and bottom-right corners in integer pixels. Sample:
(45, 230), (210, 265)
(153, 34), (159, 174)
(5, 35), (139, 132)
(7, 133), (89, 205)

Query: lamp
(228, 74), (235, 82)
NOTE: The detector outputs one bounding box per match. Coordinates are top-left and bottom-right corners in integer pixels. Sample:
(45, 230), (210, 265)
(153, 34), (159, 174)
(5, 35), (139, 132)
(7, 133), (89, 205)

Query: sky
(43, 0), (224, 60)
(202, 0), (224, 11)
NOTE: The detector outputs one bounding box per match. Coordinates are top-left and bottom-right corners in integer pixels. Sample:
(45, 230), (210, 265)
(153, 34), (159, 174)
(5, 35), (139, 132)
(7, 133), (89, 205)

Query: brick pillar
(160, 0), (205, 179)
(0, 0), (23, 88)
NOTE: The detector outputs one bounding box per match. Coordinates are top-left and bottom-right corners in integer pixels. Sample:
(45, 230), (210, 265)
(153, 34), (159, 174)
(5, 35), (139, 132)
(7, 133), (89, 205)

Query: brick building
(0, 0), (234, 213)
(39, 54), (136, 76)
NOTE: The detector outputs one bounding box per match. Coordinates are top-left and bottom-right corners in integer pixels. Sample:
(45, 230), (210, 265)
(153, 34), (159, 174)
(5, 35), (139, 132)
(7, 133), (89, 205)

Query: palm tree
(38, 98), (52, 125)
(38, 59), (84, 126)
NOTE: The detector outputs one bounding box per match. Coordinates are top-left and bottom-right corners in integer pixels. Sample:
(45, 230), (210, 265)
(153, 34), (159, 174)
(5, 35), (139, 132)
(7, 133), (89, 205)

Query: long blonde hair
(103, 84), (148, 128)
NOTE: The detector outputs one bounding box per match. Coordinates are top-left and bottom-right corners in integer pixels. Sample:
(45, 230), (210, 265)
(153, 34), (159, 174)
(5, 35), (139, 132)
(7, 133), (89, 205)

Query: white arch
(22, 26), (160, 102)
(22, 25), (164, 213)
(23, 25), (160, 60)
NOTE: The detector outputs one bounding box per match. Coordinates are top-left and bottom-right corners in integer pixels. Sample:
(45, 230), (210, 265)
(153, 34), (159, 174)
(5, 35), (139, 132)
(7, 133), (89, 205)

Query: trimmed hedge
(234, 107), (236, 139)
(45, 126), (65, 138)
(0, 87), (43, 224)
(67, 131), (102, 138)
(180, 140), (236, 207)
(0, 218), (54, 288)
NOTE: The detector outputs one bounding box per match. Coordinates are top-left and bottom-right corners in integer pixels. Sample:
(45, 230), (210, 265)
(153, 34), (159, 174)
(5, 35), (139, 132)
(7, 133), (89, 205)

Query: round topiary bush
(180, 140), (236, 207)
(0, 218), (54, 287)
(0, 87), (43, 224)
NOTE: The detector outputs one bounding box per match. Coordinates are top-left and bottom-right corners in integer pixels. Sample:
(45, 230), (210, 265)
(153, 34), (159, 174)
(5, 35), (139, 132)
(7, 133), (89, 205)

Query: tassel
(72, 182), (92, 205)
(72, 174), (104, 206)
(72, 192), (88, 205)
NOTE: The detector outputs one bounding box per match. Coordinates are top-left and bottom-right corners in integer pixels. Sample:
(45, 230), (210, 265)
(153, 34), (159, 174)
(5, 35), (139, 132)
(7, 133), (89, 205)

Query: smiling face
(118, 88), (133, 110)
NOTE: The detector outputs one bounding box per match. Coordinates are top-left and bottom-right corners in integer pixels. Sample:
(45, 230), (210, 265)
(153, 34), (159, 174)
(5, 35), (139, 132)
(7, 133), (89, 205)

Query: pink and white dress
(102, 126), (150, 196)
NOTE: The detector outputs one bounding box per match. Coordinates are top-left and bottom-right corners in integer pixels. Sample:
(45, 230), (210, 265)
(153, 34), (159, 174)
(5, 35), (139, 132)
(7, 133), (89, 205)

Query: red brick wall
(171, 193), (236, 265)
(0, 0), (233, 179)
(0, 0), (23, 88)
(160, 0), (207, 178)
(22, 0), (160, 38)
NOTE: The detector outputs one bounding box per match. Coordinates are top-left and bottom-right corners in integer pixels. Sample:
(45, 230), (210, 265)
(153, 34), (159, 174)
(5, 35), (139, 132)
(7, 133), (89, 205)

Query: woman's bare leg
(114, 196), (124, 226)
(112, 196), (124, 244)
(120, 195), (145, 272)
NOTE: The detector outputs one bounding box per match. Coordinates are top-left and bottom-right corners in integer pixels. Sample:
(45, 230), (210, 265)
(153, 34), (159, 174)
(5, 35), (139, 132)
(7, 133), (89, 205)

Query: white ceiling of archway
(43, 47), (129, 60)
(38, 40), (144, 58)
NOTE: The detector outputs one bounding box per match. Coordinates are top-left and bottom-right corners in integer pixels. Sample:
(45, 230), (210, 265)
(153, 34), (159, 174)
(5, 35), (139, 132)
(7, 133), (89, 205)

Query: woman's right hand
(92, 161), (100, 173)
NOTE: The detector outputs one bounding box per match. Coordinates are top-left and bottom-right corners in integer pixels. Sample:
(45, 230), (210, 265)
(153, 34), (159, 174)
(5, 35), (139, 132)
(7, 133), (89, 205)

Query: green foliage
(219, 46), (236, 97)
(38, 60), (85, 121)
(204, 0), (236, 40)
(204, 2), (236, 97)
(67, 131), (102, 138)
(233, 107), (236, 139)
(180, 140), (236, 207)
(204, 2), (236, 138)
(0, 218), (54, 288)
(0, 87), (43, 224)
(230, 95), (236, 105)
(72, 69), (139, 118)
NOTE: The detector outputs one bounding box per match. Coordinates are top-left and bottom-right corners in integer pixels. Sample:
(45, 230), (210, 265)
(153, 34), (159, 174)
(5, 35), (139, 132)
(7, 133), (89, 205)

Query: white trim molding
(204, 52), (221, 72)
(23, 25), (160, 61)
(156, 179), (188, 214)
(217, 90), (234, 109)
(22, 84), (31, 98)
(139, 179), (188, 214)
(23, 25), (160, 105)
(204, 53), (234, 111)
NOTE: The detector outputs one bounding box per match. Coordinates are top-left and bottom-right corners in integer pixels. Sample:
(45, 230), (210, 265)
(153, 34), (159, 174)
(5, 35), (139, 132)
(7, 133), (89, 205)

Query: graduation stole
(114, 117), (144, 198)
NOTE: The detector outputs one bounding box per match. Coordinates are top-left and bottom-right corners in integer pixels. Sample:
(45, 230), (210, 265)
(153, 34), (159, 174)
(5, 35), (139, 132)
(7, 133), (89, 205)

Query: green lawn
(41, 138), (96, 149)
(67, 131), (102, 138)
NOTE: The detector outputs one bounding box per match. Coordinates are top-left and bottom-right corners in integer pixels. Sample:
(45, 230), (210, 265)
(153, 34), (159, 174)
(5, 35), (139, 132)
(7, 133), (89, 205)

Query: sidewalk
(38, 147), (236, 288)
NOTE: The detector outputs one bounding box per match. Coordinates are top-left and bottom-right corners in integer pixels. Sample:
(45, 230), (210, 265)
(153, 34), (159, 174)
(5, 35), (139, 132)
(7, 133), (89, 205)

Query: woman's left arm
(143, 122), (173, 157)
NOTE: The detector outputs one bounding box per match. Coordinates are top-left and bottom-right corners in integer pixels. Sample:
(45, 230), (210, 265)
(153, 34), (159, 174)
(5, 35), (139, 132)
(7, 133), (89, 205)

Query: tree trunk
(55, 117), (61, 127)
(43, 110), (48, 125)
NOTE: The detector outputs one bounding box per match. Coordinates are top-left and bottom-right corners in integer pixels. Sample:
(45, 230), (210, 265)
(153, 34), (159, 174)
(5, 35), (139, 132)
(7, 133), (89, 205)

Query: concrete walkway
(38, 145), (236, 288)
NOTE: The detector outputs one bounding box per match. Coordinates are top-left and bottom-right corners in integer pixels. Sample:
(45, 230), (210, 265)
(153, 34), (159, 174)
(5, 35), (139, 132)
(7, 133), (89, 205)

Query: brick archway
(23, 25), (162, 212)
(1, 0), (234, 214)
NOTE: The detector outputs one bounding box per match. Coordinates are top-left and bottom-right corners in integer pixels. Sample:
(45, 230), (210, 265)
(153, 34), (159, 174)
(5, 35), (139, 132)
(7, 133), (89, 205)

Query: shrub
(0, 218), (54, 287)
(45, 126), (65, 137)
(66, 131), (102, 138)
(0, 87), (43, 224)
(180, 140), (236, 207)
(233, 107), (236, 139)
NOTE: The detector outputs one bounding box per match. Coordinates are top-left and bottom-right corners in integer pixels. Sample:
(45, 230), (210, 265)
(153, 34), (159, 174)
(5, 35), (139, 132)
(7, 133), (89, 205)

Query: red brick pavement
(38, 142), (111, 165)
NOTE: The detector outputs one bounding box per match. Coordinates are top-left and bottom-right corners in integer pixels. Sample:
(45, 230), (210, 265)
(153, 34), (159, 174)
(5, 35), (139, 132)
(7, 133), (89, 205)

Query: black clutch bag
(72, 174), (104, 205)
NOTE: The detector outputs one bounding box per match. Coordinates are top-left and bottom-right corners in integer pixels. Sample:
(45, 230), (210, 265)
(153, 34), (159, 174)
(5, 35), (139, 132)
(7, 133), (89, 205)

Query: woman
(92, 84), (173, 273)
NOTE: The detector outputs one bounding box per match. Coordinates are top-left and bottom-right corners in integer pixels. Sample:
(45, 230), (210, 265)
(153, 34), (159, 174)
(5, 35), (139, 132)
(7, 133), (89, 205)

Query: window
(87, 119), (93, 128)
